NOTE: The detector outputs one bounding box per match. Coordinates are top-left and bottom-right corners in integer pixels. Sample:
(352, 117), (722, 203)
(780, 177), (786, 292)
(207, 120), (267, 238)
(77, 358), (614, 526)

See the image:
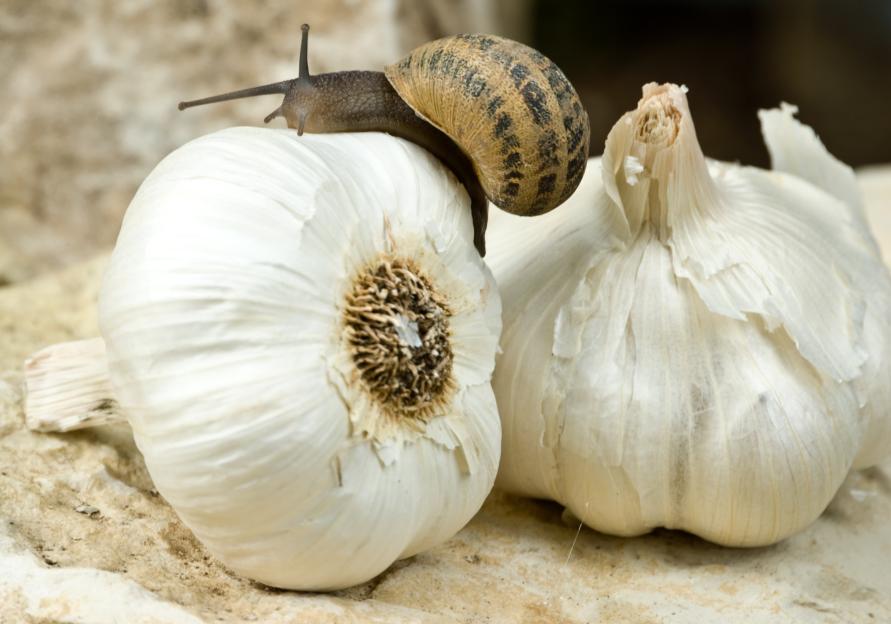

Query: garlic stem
(24, 337), (125, 432)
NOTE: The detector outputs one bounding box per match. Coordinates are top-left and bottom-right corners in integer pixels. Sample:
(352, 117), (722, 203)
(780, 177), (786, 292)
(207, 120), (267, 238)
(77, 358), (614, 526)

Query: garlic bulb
(29, 127), (502, 590)
(488, 83), (891, 547)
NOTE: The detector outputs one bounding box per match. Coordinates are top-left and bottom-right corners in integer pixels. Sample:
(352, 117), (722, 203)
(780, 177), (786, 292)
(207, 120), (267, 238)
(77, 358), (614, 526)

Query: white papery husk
(860, 166), (891, 264)
(98, 128), (501, 590)
(488, 83), (891, 547)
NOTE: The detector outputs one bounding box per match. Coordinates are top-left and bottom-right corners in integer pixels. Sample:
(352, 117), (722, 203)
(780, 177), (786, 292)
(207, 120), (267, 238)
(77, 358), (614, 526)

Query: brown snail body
(179, 25), (590, 256)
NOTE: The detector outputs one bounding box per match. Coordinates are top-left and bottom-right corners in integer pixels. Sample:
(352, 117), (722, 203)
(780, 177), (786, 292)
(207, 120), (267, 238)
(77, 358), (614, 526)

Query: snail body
(179, 25), (590, 255)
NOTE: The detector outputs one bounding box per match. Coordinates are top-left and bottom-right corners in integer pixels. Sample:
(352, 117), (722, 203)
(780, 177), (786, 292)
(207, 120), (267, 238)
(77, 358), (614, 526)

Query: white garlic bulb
(487, 83), (891, 547)
(29, 127), (502, 590)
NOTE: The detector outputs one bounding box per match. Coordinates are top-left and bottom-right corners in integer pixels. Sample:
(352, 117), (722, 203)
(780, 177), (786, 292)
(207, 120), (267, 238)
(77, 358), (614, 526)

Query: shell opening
(343, 256), (455, 426)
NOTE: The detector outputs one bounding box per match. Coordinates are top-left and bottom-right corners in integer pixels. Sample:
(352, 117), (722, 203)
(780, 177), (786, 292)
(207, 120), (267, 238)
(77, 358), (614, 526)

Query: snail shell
(385, 34), (590, 216)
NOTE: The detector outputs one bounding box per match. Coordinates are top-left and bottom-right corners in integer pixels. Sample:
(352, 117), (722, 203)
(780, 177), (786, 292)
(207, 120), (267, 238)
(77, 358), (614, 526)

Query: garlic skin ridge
(488, 83), (891, 547)
(98, 128), (502, 590)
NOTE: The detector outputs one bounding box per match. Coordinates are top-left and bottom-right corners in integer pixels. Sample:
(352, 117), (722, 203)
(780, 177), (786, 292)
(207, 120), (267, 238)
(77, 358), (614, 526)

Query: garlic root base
(24, 337), (125, 432)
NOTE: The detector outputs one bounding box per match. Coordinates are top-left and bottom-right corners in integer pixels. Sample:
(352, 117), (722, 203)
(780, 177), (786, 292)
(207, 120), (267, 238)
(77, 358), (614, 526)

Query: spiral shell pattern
(385, 34), (590, 216)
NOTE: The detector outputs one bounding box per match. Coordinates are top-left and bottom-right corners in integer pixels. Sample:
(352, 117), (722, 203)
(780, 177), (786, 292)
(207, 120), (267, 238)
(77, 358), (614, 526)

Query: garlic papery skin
(488, 83), (891, 547)
(860, 167), (891, 265)
(89, 127), (502, 590)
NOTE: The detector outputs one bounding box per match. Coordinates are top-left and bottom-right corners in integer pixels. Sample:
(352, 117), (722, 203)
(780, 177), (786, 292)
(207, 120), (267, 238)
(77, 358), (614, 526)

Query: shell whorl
(385, 34), (590, 217)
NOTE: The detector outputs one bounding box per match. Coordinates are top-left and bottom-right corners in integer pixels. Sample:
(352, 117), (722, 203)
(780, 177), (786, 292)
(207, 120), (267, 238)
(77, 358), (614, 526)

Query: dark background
(532, 0), (891, 167)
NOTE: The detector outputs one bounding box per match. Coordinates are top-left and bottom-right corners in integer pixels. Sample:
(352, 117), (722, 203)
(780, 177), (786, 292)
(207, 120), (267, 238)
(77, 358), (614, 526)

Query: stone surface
(1, 171), (890, 622)
(0, 0), (529, 287)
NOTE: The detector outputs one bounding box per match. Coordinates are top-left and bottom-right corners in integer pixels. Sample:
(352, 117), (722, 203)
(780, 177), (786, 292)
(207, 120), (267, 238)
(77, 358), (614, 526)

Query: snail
(178, 24), (591, 256)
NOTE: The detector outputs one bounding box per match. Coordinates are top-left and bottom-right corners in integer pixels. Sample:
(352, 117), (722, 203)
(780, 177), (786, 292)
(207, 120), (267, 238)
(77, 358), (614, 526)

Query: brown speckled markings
(385, 34), (590, 217)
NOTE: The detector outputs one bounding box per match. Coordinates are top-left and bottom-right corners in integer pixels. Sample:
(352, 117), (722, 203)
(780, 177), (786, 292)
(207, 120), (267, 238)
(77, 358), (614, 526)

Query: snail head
(178, 24), (315, 134)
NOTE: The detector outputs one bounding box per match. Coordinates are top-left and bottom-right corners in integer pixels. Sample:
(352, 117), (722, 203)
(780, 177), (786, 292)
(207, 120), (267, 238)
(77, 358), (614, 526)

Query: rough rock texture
(0, 172), (890, 622)
(0, 0), (530, 286)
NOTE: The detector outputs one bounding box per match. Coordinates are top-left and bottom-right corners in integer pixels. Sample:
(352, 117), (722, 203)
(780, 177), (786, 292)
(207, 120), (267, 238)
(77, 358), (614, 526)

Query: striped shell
(385, 34), (590, 217)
